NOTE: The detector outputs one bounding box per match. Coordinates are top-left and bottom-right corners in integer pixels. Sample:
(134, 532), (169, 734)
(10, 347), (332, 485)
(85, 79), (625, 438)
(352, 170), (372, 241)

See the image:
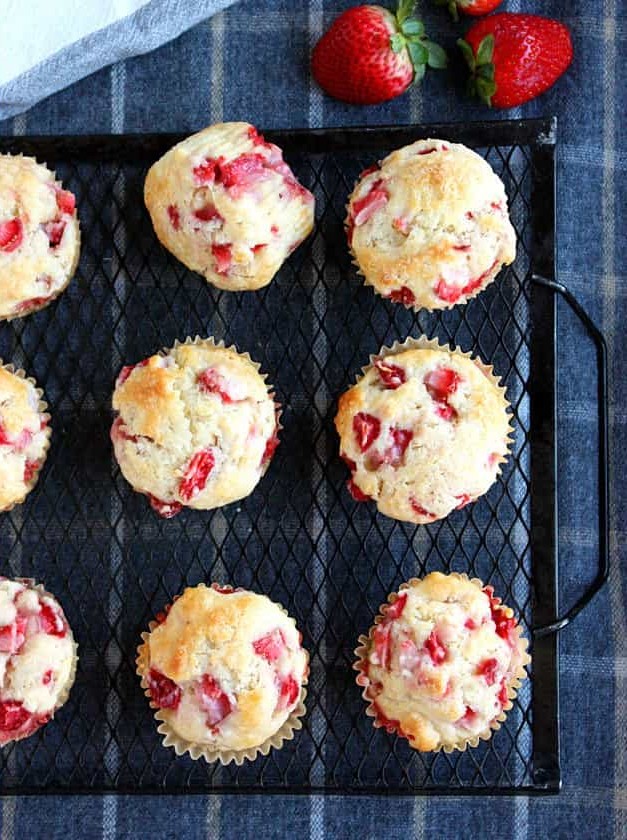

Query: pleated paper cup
(354, 572), (530, 753)
(0, 361), (51, 513)
(1, 154), (80, 322)
(136, 584), (308, 765)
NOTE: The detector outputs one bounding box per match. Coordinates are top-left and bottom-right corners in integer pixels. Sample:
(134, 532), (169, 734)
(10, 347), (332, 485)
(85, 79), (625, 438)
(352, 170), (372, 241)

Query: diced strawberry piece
(148, 494), (183, 519)
(385, 592), (407, 621)
(359, 164), (379, 178)
(483, 586), (518, 648)
(23, 460), (40, 483)
(192, 157), (222, 183)
(458, 706), (478, 728)
(455, 493), (473, 510)
(347, 478), (371, 502)
(340, 453), (357, 472)
(464, 617), (478, 630)
(0, 424), (10, 446)
(247, 126), (267, 146)
(491, 202), (503, 212)
(0, 701), (30, 732)
(466, 211), (475, 221)
(110, 416), (141, 445)
(251, 243), (267, 253)
(424, 367), (461, 422)
(44, 219), (66, 247)
(116, 358), (149, 387)
(384, 427), (413, 466)
(372, 701), (408, 738)
(13, 296), (51, 315)
(497, 678), (509, 707)
(193, 204), (223, 223)
(271, 224), (279, 235)
(167, 205), (181, 230)
(211, 242), (232, 275)
(351, 179), (389, 226)
(371, 622), (392, 670)
(453, 244), (471, 252)
(435, 278), (463, 304)
(218, 153), (267, 189)
(211, 584), (234, 594)
(387, 286), (415, 306)
(198, 674), (233, 726)
(39, 603), (66, 637)
(197, 368), (235, 402)
(423, 630), (447, 665)
(477, 657), (499, 686)
(261, 425), (280, 467)
(0, 616), (27, 654)
(55, 188), (76, 215)
(374, 358), (406, 390)
(461, 259), (500, 296)
(397, 637), (421, 671)
(146, 668), (181, 710)
(410, 499), (437, 520)
(179, 449), (216, 502)
(42, 670), (54, 686)
(0, 218), (23, 252)
(253, 628), (286, 662)
(392, 216), (410, 234)
(417, 147), (438, 155)
(276, 673), (300, 712)
(352, 412), (380, 452)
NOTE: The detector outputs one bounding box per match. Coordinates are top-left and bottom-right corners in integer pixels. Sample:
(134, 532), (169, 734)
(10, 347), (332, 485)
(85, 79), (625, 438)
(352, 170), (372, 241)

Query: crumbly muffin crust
(0, 578), (76, 745)
(144, 122), (315, 291)
(111, 339), (279, 517)
(335, 343), (511, 524)
(356, 572), (529, 752)
(138, 584), (308, 752)
(346, 139), (516, 310)
(0, 365), (50, 512)
(0, 155), (80, 320)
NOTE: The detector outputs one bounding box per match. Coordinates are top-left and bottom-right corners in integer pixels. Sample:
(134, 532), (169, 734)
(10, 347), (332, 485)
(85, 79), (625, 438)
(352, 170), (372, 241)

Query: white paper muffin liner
(0, 579), (78, 746)
(0, 360), (51, 513)
(1, 154), (81, 323)
(353, 572), (530, 753)
(136, 583), (308, 765)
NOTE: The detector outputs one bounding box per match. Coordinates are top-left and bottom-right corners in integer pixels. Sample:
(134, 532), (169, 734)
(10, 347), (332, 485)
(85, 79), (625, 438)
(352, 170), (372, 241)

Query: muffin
(0, 155), (80, 320)
(137, 583), (308, 763)
(0, 363), (50, 513)
(354, 572), (530, 752)
(334, 338), (512, 524)
(0, 577), (77, 745)
(346, 139), (516, 309)
(144, 122), (315, 291)
(111, 337), (280, 518)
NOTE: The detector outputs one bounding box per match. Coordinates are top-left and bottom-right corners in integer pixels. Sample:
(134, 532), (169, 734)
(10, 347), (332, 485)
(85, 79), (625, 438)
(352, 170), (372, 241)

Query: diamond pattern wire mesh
(0, 126), (551, 793)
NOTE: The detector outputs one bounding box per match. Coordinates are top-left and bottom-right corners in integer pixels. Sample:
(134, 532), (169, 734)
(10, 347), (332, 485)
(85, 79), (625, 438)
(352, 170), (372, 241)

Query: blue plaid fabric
(0, 1), (625, 837)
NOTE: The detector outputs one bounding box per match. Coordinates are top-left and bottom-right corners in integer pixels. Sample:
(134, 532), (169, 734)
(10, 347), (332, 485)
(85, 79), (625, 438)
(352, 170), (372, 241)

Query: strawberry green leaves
(458, 34), (497, 105)
(391, 0), (448, 82)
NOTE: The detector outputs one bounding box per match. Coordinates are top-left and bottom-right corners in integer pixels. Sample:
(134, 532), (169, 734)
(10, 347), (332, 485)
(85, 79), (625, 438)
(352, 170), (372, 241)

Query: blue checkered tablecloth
(0, 1), (625, 837)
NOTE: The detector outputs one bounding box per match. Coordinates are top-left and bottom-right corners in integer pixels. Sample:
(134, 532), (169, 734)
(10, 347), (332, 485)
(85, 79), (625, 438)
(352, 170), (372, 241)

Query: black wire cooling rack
(0, 117), (594, 795)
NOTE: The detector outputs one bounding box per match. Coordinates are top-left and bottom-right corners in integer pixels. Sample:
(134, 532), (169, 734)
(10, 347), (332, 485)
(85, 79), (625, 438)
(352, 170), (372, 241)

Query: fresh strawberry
(311, 0), (447, 105)
(458, 14), (573, 109)
(434, 0), (502, 23)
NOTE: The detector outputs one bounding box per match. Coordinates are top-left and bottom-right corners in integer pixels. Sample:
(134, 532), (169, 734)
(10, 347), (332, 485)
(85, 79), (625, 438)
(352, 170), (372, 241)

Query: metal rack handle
(532, 274), (610, 636)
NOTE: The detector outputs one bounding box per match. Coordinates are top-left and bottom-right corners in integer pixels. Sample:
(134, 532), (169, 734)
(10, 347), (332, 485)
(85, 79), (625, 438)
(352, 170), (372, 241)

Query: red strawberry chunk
(483, 586), (518, 648)
(423, 630), (447, 665)
(148, 494), (183, 519)
(464, 617), (478, 630)
(0, 701), (31, 732)
(347, 478), (371, 502)
(116, 358), (149, 387)
(39, 603), (66, 637)
(392, 216), (410, 235)
(197, 368), (235, 402)
(211, 242), (232, 275)
(23, 460), (40, 483)
(44, 219), (66, 247)
(424, 367), (461, 422)
(453, 244), (471, 252)
(0, 424), (10, 446)
(167, 205), (181, 230)
(14, 296), (51, 315)
(397, 638), (420, 671)
(198, 674), (233, 726)
(352, 412), (380, 452)
(371, 622), (392, 670)
(374, 358), (406, 390)
(55, 188), (76, 215)
(387, 286), (415, 306)
(351, 179), (388, 226)
(193, 204), (223, 223)
(410, 499), (437, 520)
(261, 425), (280, 467)
(455, 493), (473, 510)
(497, 678), (509, 707)
(146, 668), (181, 710)
(110, 416), (141, 444)
(434, 278), (463, 304)
(211, 584), (235, 594)
(0, 616), (27, 654)
(385, 592), (408, 621)
(384, 427), (413, 466)
(458, 706), (478, 728)
(247, 125), (267, 146)
(477, 657), (500, 686)
(417, 147), (441, 155)
(271, 224), (279, 235)
(0, 218), (23, 252)
(372, 701), (408, 738)
(179, 449), (216, 502)
(253, 628), (286, 662)
(276, 673), (300, 712)
(218, 153), (268, 189)
(42, 669), (54, 686)
(251, 243), (267, 253)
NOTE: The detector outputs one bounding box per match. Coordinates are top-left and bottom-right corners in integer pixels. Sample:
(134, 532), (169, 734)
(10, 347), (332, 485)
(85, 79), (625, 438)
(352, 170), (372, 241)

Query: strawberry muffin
(0, 155), (80, 320)
(144, 122), (315, 291)
(0, 363), (50, 513)
(0, 577), (77, 745)
(346, 139), (516, 309)
(111, 338), (280, 518)
(137, 583), (308, 763)
(355, 572), (530, 752)
(335, 339), (512, 524)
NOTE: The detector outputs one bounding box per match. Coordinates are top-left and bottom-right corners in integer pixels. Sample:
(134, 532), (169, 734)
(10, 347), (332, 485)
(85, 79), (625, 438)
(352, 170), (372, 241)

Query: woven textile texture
(0, 0), (625, 838)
